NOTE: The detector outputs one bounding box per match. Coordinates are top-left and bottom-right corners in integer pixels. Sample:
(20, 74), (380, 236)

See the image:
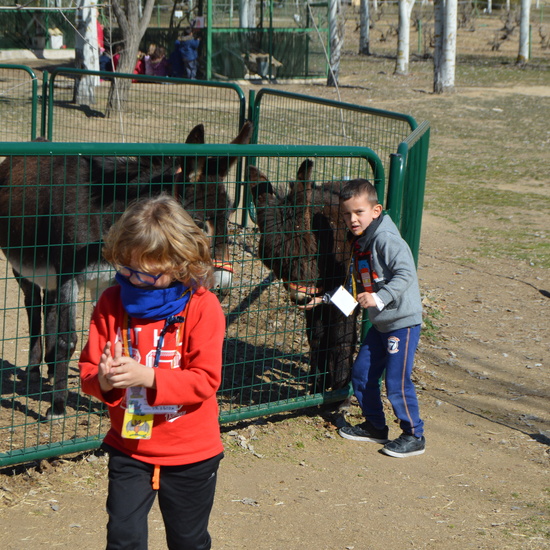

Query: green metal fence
(250, 88), (417, 176)
(0, 142), (383, 467)
(0, 78), (430, 466)
(205, 0), (330, 80)
(247, 88), (430, 263)
(0, 8), (76, 50)
(46, 68), (247, 143)
(387, 120), (431, 265)
(0, 64), (40, 141)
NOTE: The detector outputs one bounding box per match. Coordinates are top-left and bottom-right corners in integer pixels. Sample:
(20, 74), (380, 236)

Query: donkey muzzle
(212, 261), (234, 291)
(285, 281), (324, 304)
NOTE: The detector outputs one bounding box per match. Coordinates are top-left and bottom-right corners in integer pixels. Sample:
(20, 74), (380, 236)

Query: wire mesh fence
(0, 64), (40, 141)
(46, 68), (246, 143)
(0, 142), (383, 467)
(0, 76), (429, 466)
(252, 89), (416, 177)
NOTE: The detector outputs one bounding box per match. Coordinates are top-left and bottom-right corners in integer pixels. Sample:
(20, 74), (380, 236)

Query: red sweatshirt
(79, 285), (225, 466)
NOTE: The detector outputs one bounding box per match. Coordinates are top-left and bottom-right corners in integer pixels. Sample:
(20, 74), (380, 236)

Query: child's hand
(106, 354), (156, 390)
(297, 296), (324, 310)
(98, 340), (120, 393)
(356, 292), (377, 309)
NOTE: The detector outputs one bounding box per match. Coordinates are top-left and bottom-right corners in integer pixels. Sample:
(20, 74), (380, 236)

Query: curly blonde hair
(103, 194), (214, 289)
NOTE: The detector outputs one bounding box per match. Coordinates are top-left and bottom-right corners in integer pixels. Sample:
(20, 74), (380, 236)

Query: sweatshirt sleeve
(148, 290), (225, 407)
(79, 290), (125, 407)
(372, 232), (417, 307)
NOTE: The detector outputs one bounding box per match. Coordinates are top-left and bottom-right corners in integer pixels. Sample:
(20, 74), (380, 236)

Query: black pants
(103, 444), (223, 550)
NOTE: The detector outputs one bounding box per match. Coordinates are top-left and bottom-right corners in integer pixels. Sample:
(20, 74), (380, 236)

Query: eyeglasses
(118, 266), (164, 286)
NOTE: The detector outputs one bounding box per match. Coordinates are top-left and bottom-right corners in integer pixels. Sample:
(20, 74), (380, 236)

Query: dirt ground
(1, 12), (549, 550)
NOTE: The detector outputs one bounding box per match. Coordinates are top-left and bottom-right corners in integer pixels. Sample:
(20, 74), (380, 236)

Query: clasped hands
(99, 341), (156, 393)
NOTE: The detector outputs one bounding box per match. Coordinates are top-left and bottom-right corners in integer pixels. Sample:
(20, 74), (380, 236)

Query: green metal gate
(0, 64), (40, 141)
(0, 141), (384, 467)
(249, 88), (430, 262)
(46, 68), (247, 143)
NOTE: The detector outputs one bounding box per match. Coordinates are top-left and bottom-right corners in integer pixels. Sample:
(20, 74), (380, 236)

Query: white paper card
(329, 285), (358, 316)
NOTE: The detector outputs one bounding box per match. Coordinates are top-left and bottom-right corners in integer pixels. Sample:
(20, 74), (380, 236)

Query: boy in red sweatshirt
(79, 194), (225, 549)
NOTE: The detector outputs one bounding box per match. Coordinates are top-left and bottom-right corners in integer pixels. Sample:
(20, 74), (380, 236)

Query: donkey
(0, 121), (253, 419)
(247, 160), (359, 394)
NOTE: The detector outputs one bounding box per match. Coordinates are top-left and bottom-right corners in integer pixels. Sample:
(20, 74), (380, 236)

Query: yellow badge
(121, 408), (154, 440)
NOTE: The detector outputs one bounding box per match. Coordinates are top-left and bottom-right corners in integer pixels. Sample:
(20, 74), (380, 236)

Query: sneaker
(338, 422), (389, 443)
(382, 433), (426, 458)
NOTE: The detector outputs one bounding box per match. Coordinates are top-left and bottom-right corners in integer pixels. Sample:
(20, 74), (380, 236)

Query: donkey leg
(329, 311), (358, 391)
(45, 280), (79, 420)
(206, 185), (233, 294)
(199, 215), (232, 294)
(305, 307), (330, 394)
(13, 270), (44, 382)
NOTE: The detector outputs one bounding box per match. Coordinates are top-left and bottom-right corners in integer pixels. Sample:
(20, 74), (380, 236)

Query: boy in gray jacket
(303, 178), (425, 457)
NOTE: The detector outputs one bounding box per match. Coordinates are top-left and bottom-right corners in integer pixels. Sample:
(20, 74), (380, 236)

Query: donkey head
(174, 121), (254, 291)
(248, 159), (327, 304)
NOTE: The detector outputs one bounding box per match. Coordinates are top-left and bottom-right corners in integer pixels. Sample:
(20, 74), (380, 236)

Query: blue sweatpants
(352, 324), (424, 438)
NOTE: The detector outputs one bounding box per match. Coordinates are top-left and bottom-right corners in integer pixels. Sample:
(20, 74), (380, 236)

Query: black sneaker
(338, 422), (389, 443)
(382, 434), (426, 457)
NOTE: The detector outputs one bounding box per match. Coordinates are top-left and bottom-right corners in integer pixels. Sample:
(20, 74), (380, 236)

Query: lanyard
(122, 290), (191, 366)
(344, 248), (357, 299)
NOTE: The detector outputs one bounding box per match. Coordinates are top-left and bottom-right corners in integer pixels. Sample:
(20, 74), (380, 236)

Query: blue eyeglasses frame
(118, 266), (164, 285)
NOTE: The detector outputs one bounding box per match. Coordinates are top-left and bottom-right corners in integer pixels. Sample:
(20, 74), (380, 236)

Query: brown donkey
(0, 121), (253, 419)
(247, 160), (359, 395)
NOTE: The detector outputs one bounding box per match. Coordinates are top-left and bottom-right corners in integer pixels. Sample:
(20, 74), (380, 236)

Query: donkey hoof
(46, 403), (66, 421)
(213, 269), (233, 290)
(337, 397), (353, 414)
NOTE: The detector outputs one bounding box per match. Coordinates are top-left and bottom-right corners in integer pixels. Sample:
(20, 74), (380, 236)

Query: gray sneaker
(382, 433), (426, 458)
(338, 422), (389, 443)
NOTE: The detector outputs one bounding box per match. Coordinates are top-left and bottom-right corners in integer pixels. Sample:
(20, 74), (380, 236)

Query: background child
(179, 27), (201, 80)
(302, 179), (425, 458)
(79, 194), (225, 549)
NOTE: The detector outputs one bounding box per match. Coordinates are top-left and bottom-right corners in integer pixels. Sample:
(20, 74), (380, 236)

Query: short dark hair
(339, 178), (378, 204)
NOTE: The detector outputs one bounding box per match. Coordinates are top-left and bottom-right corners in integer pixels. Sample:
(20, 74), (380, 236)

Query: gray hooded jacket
(352, 214), (423, 333)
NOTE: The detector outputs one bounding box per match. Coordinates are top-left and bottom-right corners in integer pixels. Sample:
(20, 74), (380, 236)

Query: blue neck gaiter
(115, 273), (192, 320)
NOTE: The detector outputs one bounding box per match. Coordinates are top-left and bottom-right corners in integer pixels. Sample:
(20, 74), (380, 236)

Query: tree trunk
(327, 0), (343, 86)
(106, 0), (156, 113)
(239, 0), (256, 28)
(73, 0), (99, 105)
(359, 0), (371, 55)
(395, 0), (415, 75)
(433, 0), (457, 93)
(517, 0), (531, 65)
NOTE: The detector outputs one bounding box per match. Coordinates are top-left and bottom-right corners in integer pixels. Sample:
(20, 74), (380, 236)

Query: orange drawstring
(152, 464), (161, 490)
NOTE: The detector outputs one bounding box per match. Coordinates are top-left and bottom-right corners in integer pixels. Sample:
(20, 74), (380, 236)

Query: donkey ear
(205, 120), (254, 178)
(178, 124), (206, 180)
(293, 161), (314, 228)
(185, 124), (205, 144)
(247, 165), (274, 199)
(297, 159), (314, 181)
(232, 120), (254, 145)
(293, 159), (315, 199)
